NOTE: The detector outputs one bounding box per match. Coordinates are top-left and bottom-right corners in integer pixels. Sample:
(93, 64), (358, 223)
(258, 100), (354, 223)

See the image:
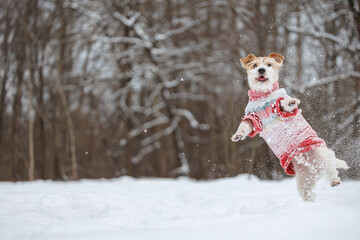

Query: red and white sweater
(242, 82), (326, 175)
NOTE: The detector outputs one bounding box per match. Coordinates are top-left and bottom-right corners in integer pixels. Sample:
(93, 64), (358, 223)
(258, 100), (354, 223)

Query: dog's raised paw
(288, 100), (296, 106)
(331, 181), (340, 187)
(231, 134), (242, 142)
(288, 98), (300, 107)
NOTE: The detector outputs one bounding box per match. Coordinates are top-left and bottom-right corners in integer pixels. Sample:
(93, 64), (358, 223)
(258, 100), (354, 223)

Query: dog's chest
(245, 88), (288, 129)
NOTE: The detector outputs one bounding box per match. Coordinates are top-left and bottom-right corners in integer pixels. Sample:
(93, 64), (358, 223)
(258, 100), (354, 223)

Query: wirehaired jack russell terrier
(231, 53), (349, 201)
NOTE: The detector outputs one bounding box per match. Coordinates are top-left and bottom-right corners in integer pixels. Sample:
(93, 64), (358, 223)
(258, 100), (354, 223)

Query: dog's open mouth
(256, 76), (268, 81)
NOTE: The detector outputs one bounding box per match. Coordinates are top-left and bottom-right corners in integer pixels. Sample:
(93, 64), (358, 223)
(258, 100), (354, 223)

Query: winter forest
(0, 0), (359, 182)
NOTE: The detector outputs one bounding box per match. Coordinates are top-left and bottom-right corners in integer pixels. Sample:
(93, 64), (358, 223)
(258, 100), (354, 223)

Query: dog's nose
(258, 68), (265, 74)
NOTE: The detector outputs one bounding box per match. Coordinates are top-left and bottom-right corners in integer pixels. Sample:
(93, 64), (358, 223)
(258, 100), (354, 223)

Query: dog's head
(240, 53), (284, 91)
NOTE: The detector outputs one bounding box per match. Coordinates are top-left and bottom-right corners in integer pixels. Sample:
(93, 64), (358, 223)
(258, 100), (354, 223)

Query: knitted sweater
(242, 82), (326, 175)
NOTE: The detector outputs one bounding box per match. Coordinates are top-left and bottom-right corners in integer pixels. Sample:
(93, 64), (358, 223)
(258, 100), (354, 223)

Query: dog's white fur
(232, 53), (349, 201)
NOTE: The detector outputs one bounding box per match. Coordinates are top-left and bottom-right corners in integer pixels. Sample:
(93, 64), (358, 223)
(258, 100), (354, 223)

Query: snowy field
(1, 175), (360, 240)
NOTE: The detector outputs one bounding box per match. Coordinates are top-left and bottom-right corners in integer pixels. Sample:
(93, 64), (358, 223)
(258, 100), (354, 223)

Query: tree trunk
(38, 54), (47, 179)
(54, 95), (63, 180)
(296, 3), (303, 88)
(26, 43), (35, 181)
(12, 61), (24, 180)
(57, 0), (78, 180)
(0, 6), (10, 151)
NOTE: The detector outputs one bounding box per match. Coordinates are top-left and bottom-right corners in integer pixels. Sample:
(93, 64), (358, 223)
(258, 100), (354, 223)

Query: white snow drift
(0, 175), (359, 240)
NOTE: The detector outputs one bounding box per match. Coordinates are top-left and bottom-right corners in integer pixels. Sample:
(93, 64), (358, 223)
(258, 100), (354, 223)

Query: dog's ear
(240, 54), (256, 68)
(268, 53), (284, 64)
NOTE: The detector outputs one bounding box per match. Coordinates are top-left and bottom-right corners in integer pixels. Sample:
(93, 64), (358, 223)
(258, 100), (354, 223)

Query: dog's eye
(253, 64), (257, 68)
(268, 64), (272, 67)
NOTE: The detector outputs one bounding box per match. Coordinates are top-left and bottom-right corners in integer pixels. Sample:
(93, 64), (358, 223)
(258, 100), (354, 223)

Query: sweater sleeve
(242, 112), (263, 137)
(275, 97), (298, 119)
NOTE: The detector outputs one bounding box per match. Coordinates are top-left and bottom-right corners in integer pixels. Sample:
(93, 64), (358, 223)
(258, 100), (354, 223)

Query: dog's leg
(293, 155), (317, 201)
(313, 147), (341, 187)
(280, 97), (300, 112)
(295, 170), (317, 201)
(231, 120), (253, 142)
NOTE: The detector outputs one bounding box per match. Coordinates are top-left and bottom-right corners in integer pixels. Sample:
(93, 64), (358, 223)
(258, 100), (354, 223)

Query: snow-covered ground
(1, 175), (360, 240)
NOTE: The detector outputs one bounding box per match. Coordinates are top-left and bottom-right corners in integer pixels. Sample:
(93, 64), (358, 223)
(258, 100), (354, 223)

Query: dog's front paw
(231, 133), (243, 142)
(281, 97), (300, 112)
(289, 98), (300, 107)
(232, 121), (252, 142)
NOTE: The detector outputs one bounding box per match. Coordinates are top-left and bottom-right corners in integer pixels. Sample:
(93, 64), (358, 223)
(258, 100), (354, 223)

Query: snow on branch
(164, 62), (203, 75)
(128, 117), (169, 139)
(172, 109), (210, 130)
(151, 41), (209, 57)
(338, 106), (360, 131)
(113, 12), (140, 27)
(171, 92), (207, 101)
(130, 102), (167, 116)
(133, 24), (152, 47)
(120, 88), (139, 125)
(146, 85), (163, 108)
(171, 152), (190, 175)
(321, 103), (356, 122)
(331, 127), (353, 149)
(150, 67), (182, 89)
(131, 141), (161, 164)
(113, 12), (152, 48)
(326, 9), (350, 22)
(301, 71), (360, 91)
(286, 26), (360, 52)
(92, 35), (151, 48)
(140, 116), (181, 146)
(144, 102), (167, 116)
(154, 20), (201, 42)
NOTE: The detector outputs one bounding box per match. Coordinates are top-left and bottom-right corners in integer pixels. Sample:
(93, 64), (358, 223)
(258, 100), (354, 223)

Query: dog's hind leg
(293, 155), (317, 201)
(296, 171), (317, 201)
(313, 147), (341, 187)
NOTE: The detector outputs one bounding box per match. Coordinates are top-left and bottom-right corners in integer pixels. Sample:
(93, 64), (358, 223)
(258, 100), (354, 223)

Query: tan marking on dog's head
(268, 53), (285, 65)
(240, 54), (256, 68)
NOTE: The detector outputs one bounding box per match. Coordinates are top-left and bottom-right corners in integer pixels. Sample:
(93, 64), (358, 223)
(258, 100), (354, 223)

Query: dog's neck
(248, 81), (279, 102)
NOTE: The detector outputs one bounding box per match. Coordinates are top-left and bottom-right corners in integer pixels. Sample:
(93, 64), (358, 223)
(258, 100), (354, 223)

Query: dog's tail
(336, 159), (349, 169)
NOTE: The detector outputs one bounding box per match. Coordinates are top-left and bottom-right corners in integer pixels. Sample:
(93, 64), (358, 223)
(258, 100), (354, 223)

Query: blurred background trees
(0, 0), (359, 181)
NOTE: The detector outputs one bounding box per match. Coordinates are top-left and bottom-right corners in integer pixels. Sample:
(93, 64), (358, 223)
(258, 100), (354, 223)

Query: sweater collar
(248, 81), (279, 102)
